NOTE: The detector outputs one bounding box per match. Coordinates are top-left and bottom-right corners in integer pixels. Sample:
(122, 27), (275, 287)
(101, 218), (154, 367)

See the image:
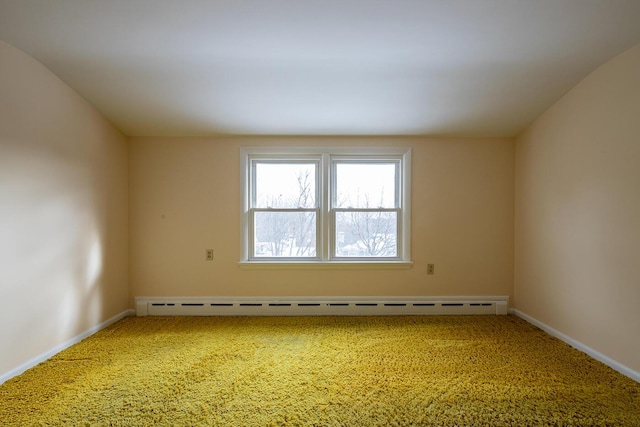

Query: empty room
(1, 0), (639, 425)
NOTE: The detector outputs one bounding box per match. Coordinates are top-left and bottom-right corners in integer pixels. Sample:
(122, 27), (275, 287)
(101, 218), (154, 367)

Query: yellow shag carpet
(1, 315), (639, 426)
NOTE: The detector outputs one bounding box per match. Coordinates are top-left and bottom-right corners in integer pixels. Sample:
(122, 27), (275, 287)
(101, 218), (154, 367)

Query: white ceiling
(2, 0), (640, 137)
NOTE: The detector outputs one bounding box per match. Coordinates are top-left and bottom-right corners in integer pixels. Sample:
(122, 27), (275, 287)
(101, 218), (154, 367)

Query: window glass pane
(255, 163), (316, 208)
(254, 211), (316, 257)
(335, 211), (397, 257)
(335, 163), (396, 208)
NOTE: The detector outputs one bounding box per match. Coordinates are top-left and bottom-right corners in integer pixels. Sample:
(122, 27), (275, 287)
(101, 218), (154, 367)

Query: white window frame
(330, 157), (402, 261)
(249, 157), (322, 260)
(239, 147), (412, 269)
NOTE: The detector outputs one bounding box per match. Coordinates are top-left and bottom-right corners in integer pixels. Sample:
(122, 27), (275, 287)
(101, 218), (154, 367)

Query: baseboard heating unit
(135, 296), (509, 316)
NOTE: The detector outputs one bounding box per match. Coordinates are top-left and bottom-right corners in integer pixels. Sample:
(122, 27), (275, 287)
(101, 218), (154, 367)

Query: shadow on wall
(0, 145), (105, 369)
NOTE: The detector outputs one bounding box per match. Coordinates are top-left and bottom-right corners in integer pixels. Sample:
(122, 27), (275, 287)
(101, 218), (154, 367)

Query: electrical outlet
(427, 264), (435, 275)
(206, 249), (214, 261)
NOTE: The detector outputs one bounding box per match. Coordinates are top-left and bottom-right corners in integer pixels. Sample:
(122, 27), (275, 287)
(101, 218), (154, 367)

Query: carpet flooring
(1, 315), (639, 426)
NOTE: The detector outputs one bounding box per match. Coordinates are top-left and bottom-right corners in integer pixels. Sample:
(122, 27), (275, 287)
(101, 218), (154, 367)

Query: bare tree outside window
(335, 210), (397, 257)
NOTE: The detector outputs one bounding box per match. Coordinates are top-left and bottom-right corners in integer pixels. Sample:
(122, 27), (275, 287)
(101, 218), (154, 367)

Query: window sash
(330, 158), (401, 209)
(331, 208), (401, 260)
(249, 208), (320, 260)
(250, 158), (320, 209)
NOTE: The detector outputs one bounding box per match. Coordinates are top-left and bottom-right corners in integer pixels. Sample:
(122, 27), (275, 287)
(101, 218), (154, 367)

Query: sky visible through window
(255, 163), (316, 208)
(254, 162), (396, 209)
(335, 163), (396, 208)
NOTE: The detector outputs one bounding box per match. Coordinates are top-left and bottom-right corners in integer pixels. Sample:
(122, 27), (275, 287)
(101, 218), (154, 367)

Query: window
(240, 147), (411, 267)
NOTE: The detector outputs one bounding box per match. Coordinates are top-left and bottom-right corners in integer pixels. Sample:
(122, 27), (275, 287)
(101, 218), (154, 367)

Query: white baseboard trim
(510, 308), (639, 383)
(0, 309), (134, 385)
(135, 295), (510, 316)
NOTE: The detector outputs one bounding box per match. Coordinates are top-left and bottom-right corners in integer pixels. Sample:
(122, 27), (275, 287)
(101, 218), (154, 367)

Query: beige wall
(0, 42), (129, 376)
(2, 29), (637, 382)
(129, 136), (514, 299)
(515, 44), (640, 372)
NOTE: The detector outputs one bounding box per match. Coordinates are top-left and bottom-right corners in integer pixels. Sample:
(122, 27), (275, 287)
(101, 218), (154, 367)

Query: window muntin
(242, 148), (411, 264)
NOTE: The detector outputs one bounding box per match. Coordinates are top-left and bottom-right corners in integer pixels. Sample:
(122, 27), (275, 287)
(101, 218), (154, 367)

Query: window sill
(238, 261), (413, 270)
